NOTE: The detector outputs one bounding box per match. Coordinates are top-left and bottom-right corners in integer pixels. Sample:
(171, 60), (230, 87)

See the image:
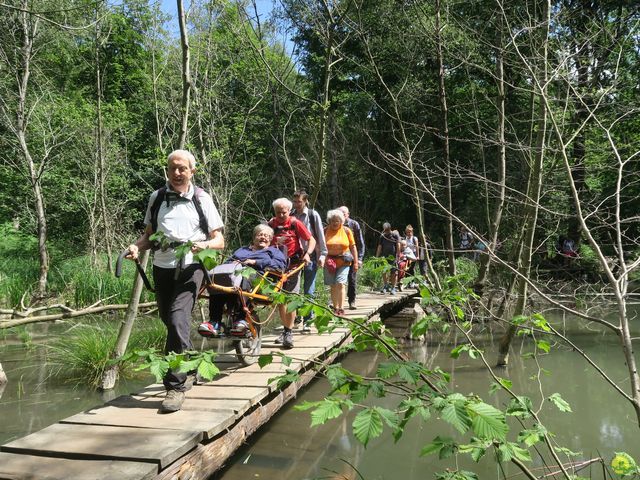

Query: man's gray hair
(272, 197), (292, 210)
(338, 206), (349, 217)
(253, 224), (274, 239)
(327, 209), (345, 224)
(382, 222), (391, 230)
(168, 149), (196, 169)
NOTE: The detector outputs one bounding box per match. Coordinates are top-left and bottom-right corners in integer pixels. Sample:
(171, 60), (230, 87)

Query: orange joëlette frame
(204, 261), (305, 304)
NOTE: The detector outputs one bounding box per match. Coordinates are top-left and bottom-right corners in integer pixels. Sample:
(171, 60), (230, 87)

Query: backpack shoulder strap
(150, 186), (168, 233)
(192, 186), (210, 237)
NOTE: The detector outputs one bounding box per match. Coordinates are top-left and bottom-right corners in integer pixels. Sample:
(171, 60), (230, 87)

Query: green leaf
(268, 370), (300, 389)
(518, 424), (547, 447)
(497, 442), (532, 462)
(353, 407), (383, 447)
(149, 360), (168, 383)
(294, 400), (320, 411)
(281, 355), (292, 367)
(467, 401), (508, 441)
(197, 359), (220, 381)
(310, 399), (343, 427)
(506, 396), (533, 418)
(548, 393), (572, 412)
(554, 446), (582, 457)
(536, 340), (551, 353)
(376, 407), (399, 430)
(440, 397), (472, 434)
(611, 452), (639, 475)
(420, 436), (455, 457)
(397, 363), (421, 384)
(258, 354), (273, 368)
(377, 362), (400, 379)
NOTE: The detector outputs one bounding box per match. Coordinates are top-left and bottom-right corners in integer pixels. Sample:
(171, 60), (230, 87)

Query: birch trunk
(16, 3), (48, 298)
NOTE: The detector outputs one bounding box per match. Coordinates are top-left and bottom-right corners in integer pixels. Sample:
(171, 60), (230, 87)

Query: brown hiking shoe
(161, 390), (185, 413)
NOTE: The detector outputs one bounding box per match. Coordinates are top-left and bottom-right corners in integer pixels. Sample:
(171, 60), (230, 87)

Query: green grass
(47, 317), (166, 388)
(0, 223), (154, 308)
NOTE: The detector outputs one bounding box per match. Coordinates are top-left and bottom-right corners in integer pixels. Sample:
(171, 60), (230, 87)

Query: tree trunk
(434, 0), (456, 276)
(177, 0), (191, 149)
(310, 25), (334, 207)
(16, 5), (48, 298)
(101, 250), (150, 390)
(496, 0), (550, 367)
(95, 9), (112, 273)
(475, 20), (507, 293)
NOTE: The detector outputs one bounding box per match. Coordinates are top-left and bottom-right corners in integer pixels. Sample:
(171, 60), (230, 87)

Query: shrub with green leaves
(48, 318), (165, 387)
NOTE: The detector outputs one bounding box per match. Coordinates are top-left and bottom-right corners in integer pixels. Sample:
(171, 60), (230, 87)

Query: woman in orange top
(324, 209), (358, 315)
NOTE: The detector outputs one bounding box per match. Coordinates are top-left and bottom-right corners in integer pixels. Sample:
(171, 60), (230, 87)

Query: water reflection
(0, 323), (152, 444)
(215, 307), (640, 479)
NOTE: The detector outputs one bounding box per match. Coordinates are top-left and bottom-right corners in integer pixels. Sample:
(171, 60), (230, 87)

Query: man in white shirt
(127, 150), (224, 413)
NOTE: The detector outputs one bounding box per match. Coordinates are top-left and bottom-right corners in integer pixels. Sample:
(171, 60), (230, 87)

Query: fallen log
(0, 302), (157, 329)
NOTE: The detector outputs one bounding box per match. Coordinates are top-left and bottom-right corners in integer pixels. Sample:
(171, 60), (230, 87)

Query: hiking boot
(184, 373), (197, 390)
(230, 319), (249, 336)
(282, 330), (294, 349)
(198, 321), (220, 338)
(301, 321), (312, 333)
(389, 287), (397, 295)
(274, 332), (285, 344)
(161, 390), (185, 413)
(349, 301), (356, 310)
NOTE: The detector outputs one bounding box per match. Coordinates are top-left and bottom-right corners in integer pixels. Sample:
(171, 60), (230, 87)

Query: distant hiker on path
(376, 222), (401, 294)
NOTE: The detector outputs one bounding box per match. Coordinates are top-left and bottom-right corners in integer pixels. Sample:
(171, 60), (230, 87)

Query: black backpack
(149, 185), (210, 236)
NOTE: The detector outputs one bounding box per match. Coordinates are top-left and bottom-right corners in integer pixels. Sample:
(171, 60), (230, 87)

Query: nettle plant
(259, 275), (638, 480)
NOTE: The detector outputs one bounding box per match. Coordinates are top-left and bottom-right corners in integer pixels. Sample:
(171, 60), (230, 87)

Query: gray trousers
(153, 263), (204, 392)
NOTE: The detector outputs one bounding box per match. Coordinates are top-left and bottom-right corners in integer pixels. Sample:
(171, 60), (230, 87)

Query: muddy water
(1, 306), (638, 480)
(214, 306), (640, 480)
(0, 321), (152, 445)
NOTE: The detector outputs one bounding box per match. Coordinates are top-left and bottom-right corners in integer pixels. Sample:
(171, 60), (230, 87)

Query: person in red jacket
(268, 198), (316, 348)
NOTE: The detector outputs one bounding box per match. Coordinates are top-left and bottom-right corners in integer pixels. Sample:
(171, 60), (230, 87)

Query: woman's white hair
(253, 224), (274, 238)
(272, 197), (292, 210)
(327, 209), (345, 224)
(167, 149), (196, 169)
(382, 222), (391, 230)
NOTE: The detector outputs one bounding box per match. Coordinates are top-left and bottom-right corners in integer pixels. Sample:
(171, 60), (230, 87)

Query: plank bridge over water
(0, 292), (416, 480)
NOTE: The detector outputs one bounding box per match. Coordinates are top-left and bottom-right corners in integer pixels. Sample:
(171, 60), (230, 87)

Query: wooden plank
(156, 339), (345, 480)
(186, 385), (268, 405)
(60, 403), (234, 440)
(108, 395), (252, 416)
(1, 423), (201, 469)
(0, 452), (157, 480)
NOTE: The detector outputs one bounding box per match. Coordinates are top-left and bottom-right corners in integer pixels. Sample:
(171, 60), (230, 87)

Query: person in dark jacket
(339, 206), (364, 309)
(198, 224), (286, 338)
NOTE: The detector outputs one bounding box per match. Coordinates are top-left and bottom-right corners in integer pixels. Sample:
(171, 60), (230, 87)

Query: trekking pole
(115, 249), (154, 292)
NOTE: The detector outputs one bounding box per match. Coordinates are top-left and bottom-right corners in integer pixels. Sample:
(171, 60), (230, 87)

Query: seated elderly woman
(198, 224), (287, 337)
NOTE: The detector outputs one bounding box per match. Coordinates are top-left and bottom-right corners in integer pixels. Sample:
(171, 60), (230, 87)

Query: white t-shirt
(143, 183), (224, 268)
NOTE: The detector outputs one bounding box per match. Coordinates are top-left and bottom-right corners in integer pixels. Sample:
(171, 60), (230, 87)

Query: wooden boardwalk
(0, 291), (415, 480)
